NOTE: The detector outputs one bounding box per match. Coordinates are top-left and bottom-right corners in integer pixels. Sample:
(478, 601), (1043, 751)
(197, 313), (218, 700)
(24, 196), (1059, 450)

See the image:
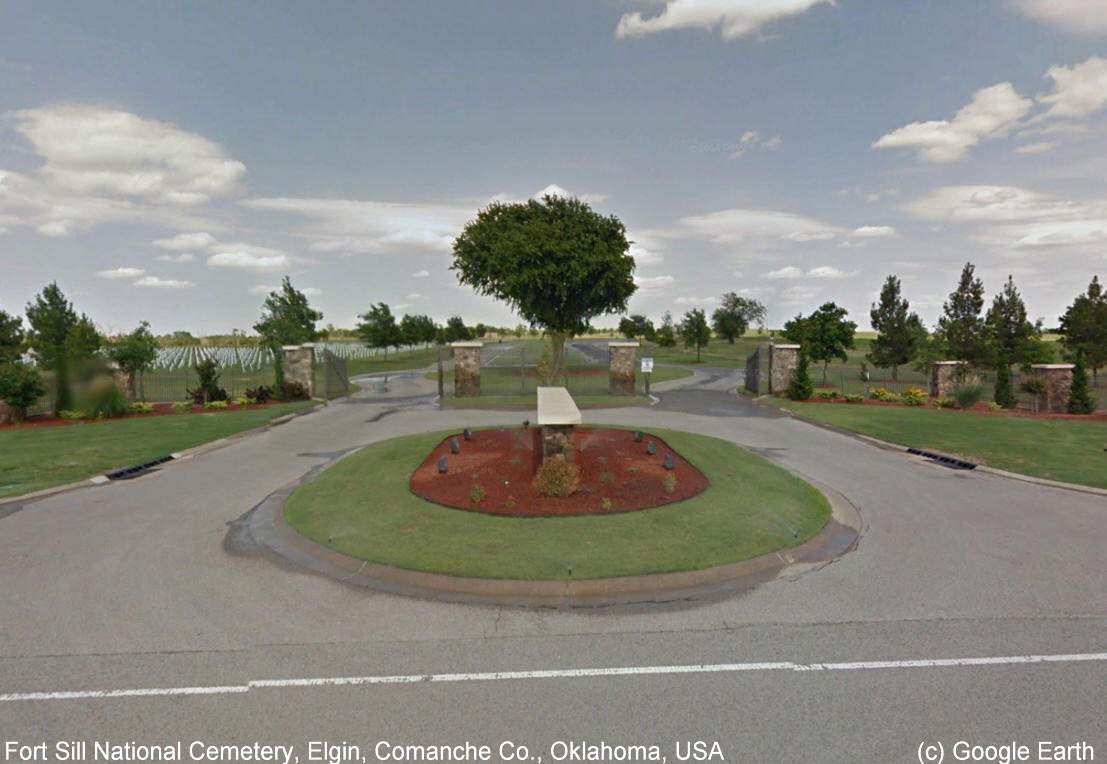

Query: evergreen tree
(937, 263), (986, 364)
(0, 308), (24, 364)
(1067, 352), (1096, 414)
(1059, 275), (1107, 384)
(985, 275), (1040, 369)
(868, 275), (926, 381)
(993, 354), (1017, 409)
(254, 276), (323, 387)
(787, 350), (814, 400)
(25, 282), (80, 413)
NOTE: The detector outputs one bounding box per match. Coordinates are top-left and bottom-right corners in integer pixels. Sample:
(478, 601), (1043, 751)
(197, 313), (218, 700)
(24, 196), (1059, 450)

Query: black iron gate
(744, 347), (760, 395)
(320, 349), (349, 399)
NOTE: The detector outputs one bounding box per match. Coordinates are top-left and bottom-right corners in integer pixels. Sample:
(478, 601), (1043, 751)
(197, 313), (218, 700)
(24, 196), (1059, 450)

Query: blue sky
(2, 0), (1106, 334)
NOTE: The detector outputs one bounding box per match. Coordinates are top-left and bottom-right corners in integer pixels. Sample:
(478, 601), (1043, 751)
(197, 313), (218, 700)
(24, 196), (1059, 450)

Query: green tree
(936, 262), (986, 365)
(1067, 351), (1096, 414)
(618, 314), (654, 341)
(451, 194), (635, 383)
(711, 294), (765, 343)
(680, 308), (711, 362)
(787, 350), (814, 400)
(25, 282), (80, 413)
(253, 276), (323, 387)
(655, 311), (677, 348)
(0, 308), (24, 364)
(65, 314), (102, 362)
(107, 321), (160, 400)
(358, 303), (403, 359)
(400, 314), (438, 349)
(985, 275), (1041, 369)
(868, 275), (926, 381)
(443, 315), (473, 342)
(783, 302), (856, 385)
(0, 361), (47, 422)
(993, 353), (1017, 409)
(1059, 275), (1107, 384)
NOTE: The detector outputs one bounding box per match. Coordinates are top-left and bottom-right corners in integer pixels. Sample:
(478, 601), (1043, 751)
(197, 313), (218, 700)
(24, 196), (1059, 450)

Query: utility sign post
(641, 357), (653, 396)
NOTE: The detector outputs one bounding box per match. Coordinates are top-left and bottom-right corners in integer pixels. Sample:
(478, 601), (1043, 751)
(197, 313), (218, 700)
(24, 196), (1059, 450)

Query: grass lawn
(345, 347), (441, 376)
(284, 427), (831, 580)
(0, 401), (314, 499)
(770, 399), (1107, 489)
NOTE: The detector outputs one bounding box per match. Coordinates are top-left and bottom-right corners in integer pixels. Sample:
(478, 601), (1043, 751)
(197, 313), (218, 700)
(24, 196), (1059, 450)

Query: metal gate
(744, 347), (760, 396)
(320, 348), (349, 399)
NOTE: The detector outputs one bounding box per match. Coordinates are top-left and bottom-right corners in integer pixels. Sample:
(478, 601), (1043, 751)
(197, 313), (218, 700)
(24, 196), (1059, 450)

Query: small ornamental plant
(814, 390), (840, 400)
(601, 498), (613, 512)
(470, 483), (486, 504)
(172, 401), (192, 414)
(600, 471), (614, 483)
(532, 455), (581, 497)
(663, 473), (677, 495)
(868, 387), (901, 403)
(901, 388), (928, 407)
(933, 397), (956, 410)
(128, 402), (155, 414)
(204, 400), (230, 410)
(843, 393), (864, 403)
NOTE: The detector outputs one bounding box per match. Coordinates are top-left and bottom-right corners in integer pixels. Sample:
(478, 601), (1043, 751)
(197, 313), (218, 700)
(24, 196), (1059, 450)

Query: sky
(2, 0), (1107, 335)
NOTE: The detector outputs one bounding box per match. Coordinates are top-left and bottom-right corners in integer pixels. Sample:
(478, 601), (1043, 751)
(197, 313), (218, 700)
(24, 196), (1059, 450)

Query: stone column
(929, 361), (961, 399)
(282, 344), (316, 398)
(768, 344), (800, 396)
(1031, 364), (1074, 413)
(608, 341), (639, 395)
(542, 425), (576, 464)
(0, 401), (15, 425)
(452, 341), (483, 398)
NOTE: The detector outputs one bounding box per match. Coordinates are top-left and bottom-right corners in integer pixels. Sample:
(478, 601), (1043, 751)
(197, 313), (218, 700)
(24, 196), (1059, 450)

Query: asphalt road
(1, 369), (1104, 763)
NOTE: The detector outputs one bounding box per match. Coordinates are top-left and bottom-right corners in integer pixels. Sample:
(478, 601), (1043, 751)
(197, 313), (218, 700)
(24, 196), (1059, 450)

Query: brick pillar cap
(1031, 363), (1075, 369)
(608, 341), (640, 347)
(281, 345), (303, 351)
(771, 344), (800, 349)
(934, 360), (963, 366)
(451, 341), (483, 348)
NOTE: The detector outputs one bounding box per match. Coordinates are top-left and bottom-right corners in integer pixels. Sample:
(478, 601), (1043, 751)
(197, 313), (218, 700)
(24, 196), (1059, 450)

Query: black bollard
(634, 431), (643, 442)
(646, 440), (657, 455)
(463, 428), (472, 440)
(437, 455), (448, 474)
(664, 453), (675, 470)
(450, 437), (460, 454)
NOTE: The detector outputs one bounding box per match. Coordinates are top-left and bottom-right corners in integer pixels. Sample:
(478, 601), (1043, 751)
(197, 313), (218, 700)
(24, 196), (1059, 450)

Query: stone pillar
(608, 341), (639, 395)
(929, 361), (961, 399)
(542, 425), (576, 464)
(452, 341), (482, 398)
(768, 344), (800, 396)
(0, 401), (15, 425)
(282, 344), (316, 398)
(1031, 364), (1074, 413)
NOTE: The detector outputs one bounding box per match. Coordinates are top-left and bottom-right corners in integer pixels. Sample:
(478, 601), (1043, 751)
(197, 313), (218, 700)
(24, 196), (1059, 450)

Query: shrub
(987, 402), (1003, 412)
(786, 351), (814, 400)
(234, 397), (258, 407)
(843, 393), (864, 403)
(993, 361), (1017, 409)
(953, 376), (985, 410)
(0, 361), (47, 422)
(532, 455), (580, 497)
(128, 402), (155, 414)
(1067, 354), (1096, 415)
(814, 390), (839, 400)
(601, 498), (613, 512)
(245, 385), (273, 403)
(504, 496), (515, 510)
(186, 359), (227, 404)
(280, 381), (310, 401)
(469, 483), (486, 503)
(663, 473), (677, 495)
(77, 378), (130, 419)
(204, 400), (230, 410)
(58, 409), (88, 420)
(901, 387), (928, 406)
(172, 401), (192, 414)
(868, 387), (901, 402)
(933, 397), (956, 410)
(600, 471), (614, 483)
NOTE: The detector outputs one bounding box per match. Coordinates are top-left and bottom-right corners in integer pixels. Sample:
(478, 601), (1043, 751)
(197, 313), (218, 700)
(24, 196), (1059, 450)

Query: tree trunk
(547, 332), (568, 386)
(891, 364), (899, 383)
(822, 360), (829, 386)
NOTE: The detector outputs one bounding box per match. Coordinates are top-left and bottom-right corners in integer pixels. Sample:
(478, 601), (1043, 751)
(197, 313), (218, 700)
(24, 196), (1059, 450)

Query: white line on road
(3, 652), (1105, 703)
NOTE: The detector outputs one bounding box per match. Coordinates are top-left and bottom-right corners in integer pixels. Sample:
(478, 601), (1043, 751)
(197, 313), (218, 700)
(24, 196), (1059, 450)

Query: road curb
(772, 401), (1107, 499)
(242, 456), (862, 609)
(0, 402), (325, 509)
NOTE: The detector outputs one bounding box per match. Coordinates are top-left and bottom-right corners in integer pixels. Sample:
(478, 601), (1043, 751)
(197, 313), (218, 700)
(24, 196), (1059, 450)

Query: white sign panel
(641, 357), (654, 373)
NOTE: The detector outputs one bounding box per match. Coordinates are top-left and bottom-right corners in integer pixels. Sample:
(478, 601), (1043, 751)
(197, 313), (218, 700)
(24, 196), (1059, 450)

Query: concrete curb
(771, 401), (1107, 499)
(243, 459), (862, 609)
(0, 402), (325, 509)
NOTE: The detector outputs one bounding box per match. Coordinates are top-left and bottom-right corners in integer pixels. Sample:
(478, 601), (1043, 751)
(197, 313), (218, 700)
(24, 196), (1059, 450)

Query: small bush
(78, 379), (130, 419)
(204, 400), (230, 410)
(901, 387), (928, 407)
(1067, 354), (1096, 414)
(128, 402), (155, 414)
(280, 381), (310, 401)
(470, 483), (486, 503)
(245, 385), (273, 403)
(58, 409), (89, 420)
(663, 474), (677, 495)
(933, 397), (956, 410)
(0, 361), (47, 422)
(172, 401), (193, 414)
(843, 393), (864, 403)
(868, 387), (901, 402)
(234, 397), (258, 407)
(601, 498), (613, 512)
(504, 496), (515, 510)
(600, 471), (614, 483)
(953, 376), (985, 410)
(532, 456), (580, 497)
(987, 402), (1003, 412)
(186, 358), (228, 404)
(814, 390), (840, 400)
(786, 351), (814, 400)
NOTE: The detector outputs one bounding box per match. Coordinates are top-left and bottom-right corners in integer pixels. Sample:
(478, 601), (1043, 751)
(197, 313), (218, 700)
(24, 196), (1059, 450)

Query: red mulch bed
(796, 398), (1107, 420)
(410, 427), (708, 517)
(0, 400), (293, 431)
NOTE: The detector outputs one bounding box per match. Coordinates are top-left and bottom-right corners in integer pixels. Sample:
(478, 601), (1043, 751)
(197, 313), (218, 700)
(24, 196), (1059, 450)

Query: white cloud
(97, 267), (144, 279)
(629, 243), (663, 265)
(1014, 141), (1057, 154)
(761, 135), (783, 149)
(156, 252), (195, 263)
(740, 130), (760, 144)
(635, 274), (675, 293)
(873, 82), (1033, 162)
(766, 266), (804, 279)
(850, 225), (896, 237)
(532, 183), (608, 204)
(616, 0), (831, 41)
(1037, 57), (1107, 121)
(807, 265), (854, 279)
(10, 106), (245, 205)
(901, 185), (1076, 222)
(250, 284), (320, 295)
(134, 276), (194, 288)
(674, 296), (716, 305)
(207, 246), (290, 271)
(405, 292), (425, 300)
(1009, 0), (1107, 34)
(673, 208), (841, 246)
(153, 231), (216, 250)
(411, 269), (430, 278)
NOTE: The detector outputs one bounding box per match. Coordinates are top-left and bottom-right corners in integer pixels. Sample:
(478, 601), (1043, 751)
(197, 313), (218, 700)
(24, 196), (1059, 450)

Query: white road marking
(2, 652), (1105, 703)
